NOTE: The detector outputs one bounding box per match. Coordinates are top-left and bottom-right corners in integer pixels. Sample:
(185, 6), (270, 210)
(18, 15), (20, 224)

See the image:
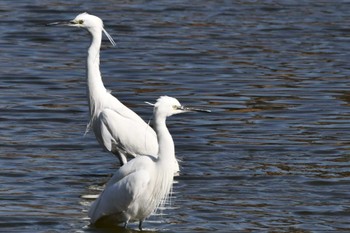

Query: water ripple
(1, 0), (350, 232)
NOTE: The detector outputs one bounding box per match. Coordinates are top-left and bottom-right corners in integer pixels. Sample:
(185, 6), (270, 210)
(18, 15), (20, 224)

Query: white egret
(88, 96), (210, 230)
(48, 13), (179, 173)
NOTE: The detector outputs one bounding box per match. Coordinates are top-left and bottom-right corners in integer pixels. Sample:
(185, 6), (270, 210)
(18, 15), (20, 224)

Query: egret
(48, 13), (179, 173)
(88, 96), (210, 230)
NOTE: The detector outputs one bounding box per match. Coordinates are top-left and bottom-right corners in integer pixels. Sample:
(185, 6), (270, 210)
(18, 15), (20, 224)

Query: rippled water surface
(1, 0), (350, 232)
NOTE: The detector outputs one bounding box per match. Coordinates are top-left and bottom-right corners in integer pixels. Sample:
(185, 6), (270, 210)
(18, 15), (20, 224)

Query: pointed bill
(183, 107), (211, 113)
(46, 21), (71, 26)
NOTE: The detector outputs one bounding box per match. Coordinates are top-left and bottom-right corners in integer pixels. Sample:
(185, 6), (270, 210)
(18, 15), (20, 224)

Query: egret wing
(105, 156), (154, 186)
(88, 169), (150, 224)
(95, 113), (115, 152)
(98, 108), (158, 157)
(106, 93), (146, 123)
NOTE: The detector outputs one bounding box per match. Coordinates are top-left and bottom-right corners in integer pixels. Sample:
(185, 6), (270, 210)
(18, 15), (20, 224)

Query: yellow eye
(78, 19), (84, 24)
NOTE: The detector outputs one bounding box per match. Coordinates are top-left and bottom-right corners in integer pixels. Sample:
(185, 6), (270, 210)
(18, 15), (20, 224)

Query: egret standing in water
(48, 13), (179, 173)
(88, 96), (210, 230)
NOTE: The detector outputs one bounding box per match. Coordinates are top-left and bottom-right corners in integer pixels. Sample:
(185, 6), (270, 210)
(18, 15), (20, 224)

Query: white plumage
(49, 13), (179, 173)
(88, 96), (189, 230)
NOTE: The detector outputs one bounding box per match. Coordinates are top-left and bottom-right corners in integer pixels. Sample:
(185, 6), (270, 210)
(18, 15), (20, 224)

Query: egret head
(154, 96), (185, 117)
(68, 13), (103, 30)
(148, 96), (211, 118)
(47, 12), (116, 46)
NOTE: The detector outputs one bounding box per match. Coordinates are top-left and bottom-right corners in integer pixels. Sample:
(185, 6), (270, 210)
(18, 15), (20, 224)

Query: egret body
(48, 13), (179, 173)
(88, 96), (209, 230)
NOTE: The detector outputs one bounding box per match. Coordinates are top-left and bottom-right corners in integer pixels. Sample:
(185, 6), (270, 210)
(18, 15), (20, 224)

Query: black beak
(46, 20), (73, 26)
(182, 106), (211, 113)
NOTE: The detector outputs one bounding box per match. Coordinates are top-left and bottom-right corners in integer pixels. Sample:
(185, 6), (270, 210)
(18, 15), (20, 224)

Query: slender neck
(86, 28), (106, 115)
(153, 114), (175, 165)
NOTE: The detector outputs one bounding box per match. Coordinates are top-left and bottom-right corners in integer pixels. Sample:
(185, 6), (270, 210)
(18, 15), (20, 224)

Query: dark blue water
(1, 0), (350, 232)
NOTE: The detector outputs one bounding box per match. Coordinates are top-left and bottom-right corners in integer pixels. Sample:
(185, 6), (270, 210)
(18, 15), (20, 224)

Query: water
(1, 0), (350, 232)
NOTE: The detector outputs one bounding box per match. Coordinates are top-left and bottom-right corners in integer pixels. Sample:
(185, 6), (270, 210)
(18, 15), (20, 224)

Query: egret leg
(138, 220), (143, 231)
(123, 221), (128, 228)
(115, 152), (126, 166)
(111, 144), (127, 166)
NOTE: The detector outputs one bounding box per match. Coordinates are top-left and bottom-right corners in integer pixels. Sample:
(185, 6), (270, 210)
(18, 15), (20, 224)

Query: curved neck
(153, 114), (175, 165)
(86, 28), (106, 115)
